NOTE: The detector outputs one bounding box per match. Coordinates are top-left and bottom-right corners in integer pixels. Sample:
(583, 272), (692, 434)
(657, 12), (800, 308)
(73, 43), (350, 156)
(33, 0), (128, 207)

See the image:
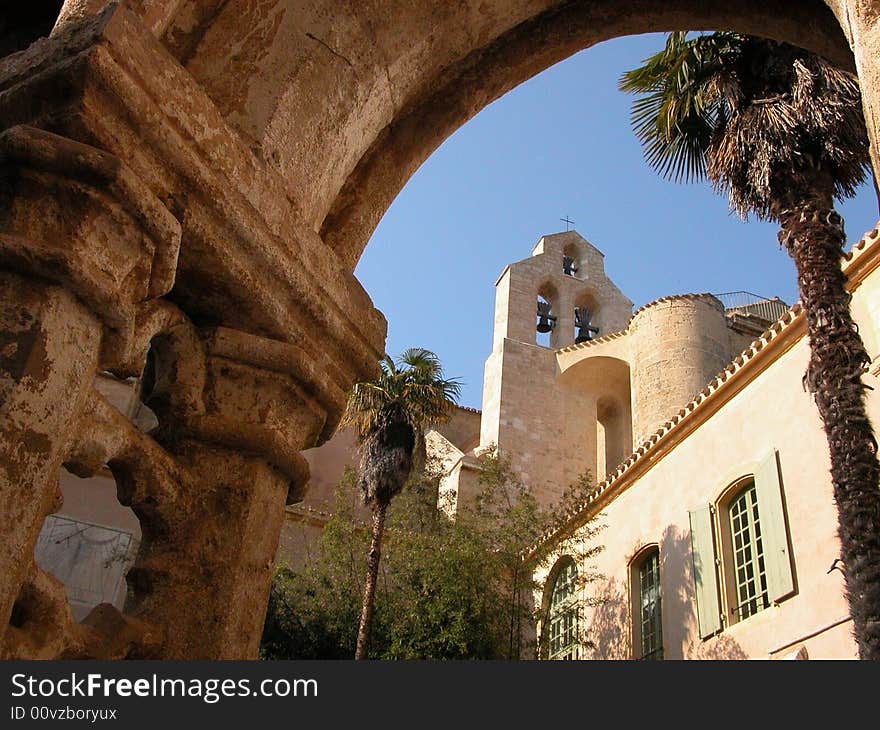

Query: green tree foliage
(261, 449), (604, 659)
(341, 348), (461, 659)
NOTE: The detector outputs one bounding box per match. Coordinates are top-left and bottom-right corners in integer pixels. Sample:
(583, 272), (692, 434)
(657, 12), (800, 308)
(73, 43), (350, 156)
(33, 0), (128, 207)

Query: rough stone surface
(0, 274), (101, 650)
(0, 0), (878, 660)
(628, 295), (739, 444)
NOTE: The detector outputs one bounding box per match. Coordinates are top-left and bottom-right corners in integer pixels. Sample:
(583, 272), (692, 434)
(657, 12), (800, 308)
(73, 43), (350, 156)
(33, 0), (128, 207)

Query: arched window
(562, 242), (581, 277)
(631, 546), (663, 660)
(573, 291), (600, 344)
(597, 396), (625, 480)
(688, 452), (795, 638)
(727, 478), (770, 621)
(546, 557), (579, 660)
(536, 283), (558, 348)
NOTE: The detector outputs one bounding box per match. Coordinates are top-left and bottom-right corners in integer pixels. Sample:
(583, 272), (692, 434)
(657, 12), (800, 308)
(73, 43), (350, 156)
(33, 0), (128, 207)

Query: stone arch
(536, 280), (559, 348)
(2, 0), (875, 661)
(157, 1), (855, 270)
(558, 355), (633, 480)
(574, 290), (601, 343)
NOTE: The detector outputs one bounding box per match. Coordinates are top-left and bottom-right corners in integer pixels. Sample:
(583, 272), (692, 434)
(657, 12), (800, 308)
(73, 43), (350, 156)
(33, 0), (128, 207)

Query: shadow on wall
(583, 525), (747, 659)
(584, 576), (630, 659)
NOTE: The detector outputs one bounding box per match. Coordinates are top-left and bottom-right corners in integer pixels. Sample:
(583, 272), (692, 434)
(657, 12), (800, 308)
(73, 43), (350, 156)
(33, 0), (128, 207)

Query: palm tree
(341, 348), (461, 659)
(620, 31), (880, 658)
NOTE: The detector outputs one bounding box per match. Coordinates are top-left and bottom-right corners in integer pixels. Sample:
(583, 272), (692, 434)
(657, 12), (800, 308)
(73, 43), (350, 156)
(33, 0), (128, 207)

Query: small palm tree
(621, 31), (880, 658)
(341, 348), (461, 659)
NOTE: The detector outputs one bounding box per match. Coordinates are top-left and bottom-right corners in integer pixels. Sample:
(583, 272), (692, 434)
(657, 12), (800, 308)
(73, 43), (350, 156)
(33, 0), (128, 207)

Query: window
(632, 547), (663, 659)
(574, 307), (599, 343)
(689, 451), (795, 638)
(728, 480), (770, 620)
(546, 558), (579, 660)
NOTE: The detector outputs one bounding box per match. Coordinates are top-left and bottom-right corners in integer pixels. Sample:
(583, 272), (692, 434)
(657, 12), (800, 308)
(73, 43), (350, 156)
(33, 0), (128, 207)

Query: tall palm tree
(341, 348), (461, 659)
(620, 31), (880, 658)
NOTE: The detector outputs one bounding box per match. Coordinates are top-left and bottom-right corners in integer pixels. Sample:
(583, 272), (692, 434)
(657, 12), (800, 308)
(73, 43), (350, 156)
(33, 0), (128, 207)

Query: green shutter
(754, 450), (795, 603)
(689, 506), (721, 638)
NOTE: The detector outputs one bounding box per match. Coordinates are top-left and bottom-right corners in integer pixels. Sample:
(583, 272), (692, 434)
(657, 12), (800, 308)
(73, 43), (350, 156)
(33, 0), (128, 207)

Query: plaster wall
(539, 317), (869, 659)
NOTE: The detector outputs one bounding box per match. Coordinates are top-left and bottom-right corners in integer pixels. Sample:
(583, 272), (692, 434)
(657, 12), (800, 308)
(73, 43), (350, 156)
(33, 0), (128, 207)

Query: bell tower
(478, 230), (633, 507)
(489, 231), (632, 351)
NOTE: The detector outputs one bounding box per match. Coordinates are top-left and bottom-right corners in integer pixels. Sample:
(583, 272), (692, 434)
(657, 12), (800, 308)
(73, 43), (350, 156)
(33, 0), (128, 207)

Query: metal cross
(560, 216), (575, 231)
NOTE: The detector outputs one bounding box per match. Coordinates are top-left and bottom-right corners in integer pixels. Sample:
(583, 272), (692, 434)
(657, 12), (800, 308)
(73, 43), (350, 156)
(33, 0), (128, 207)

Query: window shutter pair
(688, 450), (795, 639)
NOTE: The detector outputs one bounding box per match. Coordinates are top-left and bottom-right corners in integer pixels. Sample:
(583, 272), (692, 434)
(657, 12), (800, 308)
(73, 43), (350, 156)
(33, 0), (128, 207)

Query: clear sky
(354, 33), (880, 409)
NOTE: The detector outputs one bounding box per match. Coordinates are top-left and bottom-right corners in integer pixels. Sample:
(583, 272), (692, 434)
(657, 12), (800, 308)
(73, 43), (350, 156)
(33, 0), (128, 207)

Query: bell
(537, 300), (557, 333)
(563, 255), (578, 276)
(575, 307), (599, 343)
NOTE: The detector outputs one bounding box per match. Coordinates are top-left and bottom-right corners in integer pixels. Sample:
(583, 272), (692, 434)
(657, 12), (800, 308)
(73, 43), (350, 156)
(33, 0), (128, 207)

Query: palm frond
(620, 31), (735, 184)
(621, 31), (869, 219)
(341, 348), (462, 438)
(342, 349), (461, 508)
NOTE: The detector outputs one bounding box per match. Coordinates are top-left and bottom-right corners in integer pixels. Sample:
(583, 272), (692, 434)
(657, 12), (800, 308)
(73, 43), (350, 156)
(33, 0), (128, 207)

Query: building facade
(273, 226), (880, 659)
(28, 226), (880, 660)
(524, 230), (880, 660)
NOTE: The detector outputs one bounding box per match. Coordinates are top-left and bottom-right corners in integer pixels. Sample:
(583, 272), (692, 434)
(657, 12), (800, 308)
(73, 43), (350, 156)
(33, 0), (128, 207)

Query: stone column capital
(0, 1), (385, 390)
(0, 125), (181, 368)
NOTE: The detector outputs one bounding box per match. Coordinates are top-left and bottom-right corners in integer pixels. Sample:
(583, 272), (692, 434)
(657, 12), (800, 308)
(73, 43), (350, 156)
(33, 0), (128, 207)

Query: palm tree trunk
(780, 200), (880, 659)
(355, 501), (387, 660)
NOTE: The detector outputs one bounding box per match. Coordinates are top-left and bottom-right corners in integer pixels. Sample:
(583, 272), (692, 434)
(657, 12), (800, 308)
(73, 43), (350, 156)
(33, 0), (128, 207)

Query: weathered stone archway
(0, 0), (878, 658)
(158, 0), (861, 270)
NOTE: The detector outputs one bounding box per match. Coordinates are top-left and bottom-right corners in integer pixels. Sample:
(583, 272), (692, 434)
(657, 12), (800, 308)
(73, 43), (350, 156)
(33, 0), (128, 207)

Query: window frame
(716, 476), (770, 627)
(541, 556), (580, 660)
(690, 452), (795, 640)
(629, 544), (663, 660)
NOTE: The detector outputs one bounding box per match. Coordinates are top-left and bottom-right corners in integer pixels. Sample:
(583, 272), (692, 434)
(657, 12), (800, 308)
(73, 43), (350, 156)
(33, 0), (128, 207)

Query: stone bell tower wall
(480, 338), (598, 508)
(492, 231), (633, 351)
(629, 295), (737, 444)
(479, 231), (634, 507)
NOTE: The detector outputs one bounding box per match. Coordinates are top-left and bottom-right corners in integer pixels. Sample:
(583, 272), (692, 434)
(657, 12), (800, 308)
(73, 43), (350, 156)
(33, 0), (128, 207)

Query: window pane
(548, 560), (579, 660)
(730, 481), (769, 620)
(637, 550), (663, 659)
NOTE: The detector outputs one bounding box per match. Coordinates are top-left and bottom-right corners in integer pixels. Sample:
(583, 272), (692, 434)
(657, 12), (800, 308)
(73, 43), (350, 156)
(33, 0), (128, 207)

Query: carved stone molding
(0, 1), (390, 661)
(0, 124), (181, 368)
(0, 3), (385, 420)
(0, 273), (102, 651)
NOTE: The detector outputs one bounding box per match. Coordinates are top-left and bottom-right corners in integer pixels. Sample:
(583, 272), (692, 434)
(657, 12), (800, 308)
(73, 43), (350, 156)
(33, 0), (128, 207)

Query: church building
(440, 228), (877, 660)
(282, 226), (879, 659)
(31, 226), (880, 660)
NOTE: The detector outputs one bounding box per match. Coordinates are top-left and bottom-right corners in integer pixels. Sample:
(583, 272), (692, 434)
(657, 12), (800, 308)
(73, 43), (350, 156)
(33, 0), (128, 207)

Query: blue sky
(355, 33), (880, 409)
